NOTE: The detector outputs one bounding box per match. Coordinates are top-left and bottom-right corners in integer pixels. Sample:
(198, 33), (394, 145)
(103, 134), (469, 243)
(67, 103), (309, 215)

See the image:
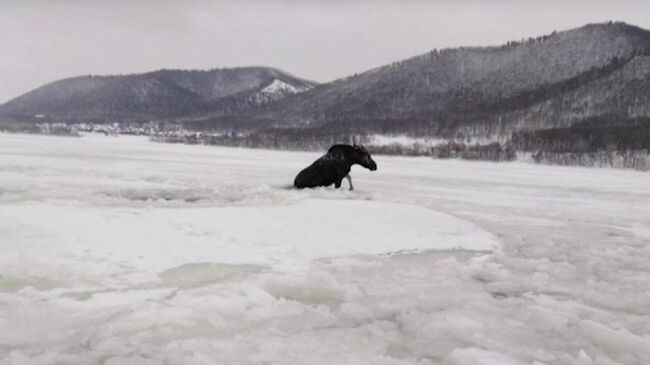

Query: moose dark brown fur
(294, 144), (377, 190)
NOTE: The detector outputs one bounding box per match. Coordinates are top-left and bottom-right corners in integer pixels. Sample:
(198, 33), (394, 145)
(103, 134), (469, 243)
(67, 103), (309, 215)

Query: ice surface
(1, 133), (649, 364)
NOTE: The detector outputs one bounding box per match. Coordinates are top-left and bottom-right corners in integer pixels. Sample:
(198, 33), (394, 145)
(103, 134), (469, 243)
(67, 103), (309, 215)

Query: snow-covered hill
(0, 67), (316, 122)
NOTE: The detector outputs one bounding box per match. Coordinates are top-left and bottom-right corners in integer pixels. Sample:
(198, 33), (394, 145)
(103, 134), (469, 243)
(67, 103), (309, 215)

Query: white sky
(1, 0), (650, 103)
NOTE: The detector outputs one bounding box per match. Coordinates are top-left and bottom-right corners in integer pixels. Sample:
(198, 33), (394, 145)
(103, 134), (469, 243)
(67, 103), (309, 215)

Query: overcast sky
(2, 0), (650, 103)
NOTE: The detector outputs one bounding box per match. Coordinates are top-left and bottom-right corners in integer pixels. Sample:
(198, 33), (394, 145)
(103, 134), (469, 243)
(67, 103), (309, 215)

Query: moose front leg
(345, 174), (354, 191)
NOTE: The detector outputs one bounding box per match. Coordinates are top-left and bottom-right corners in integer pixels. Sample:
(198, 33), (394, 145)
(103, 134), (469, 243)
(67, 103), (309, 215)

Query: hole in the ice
(61, 290), (109, 301)
(97, 184), (300, 207)
(99, 188), (211, 204)
(0, 187), (30, 201)
(490, 291), (509, 299)
(261, 273), (349, 307)
(385, 342), (415, 359)
(276, 184), (295, 190)
(265, 286), (345, 307)
(0, 274), (68, 293)
(158, 262), (265, 288)
(489, 291), (526, 299)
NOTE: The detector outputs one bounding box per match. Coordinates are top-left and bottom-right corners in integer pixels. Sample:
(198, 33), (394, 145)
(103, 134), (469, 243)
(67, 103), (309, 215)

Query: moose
(294, 144), (377, 190)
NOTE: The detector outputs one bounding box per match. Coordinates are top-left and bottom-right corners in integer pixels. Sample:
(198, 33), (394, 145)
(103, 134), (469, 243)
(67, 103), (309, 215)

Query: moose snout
(367, 158), (378, 171)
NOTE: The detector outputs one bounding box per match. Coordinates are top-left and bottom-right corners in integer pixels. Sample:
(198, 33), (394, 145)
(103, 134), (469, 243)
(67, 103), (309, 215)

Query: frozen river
(1, 133), (649, 364)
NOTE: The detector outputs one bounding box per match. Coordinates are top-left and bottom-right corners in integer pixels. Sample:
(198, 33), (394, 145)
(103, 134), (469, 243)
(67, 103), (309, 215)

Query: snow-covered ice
(1, 133), (649, 364)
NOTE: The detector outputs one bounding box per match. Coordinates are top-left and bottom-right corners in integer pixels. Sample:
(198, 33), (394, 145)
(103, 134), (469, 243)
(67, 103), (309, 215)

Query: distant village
(0, 120), (165, 137)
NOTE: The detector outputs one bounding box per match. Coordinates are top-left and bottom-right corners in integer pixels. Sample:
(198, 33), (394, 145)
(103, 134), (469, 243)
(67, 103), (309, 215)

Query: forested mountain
(0, 67), (316, 123)
(202, 22), (650, 140)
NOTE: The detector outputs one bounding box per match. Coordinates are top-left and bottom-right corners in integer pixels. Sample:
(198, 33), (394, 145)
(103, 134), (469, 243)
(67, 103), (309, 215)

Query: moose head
(350, 144), (377, 171)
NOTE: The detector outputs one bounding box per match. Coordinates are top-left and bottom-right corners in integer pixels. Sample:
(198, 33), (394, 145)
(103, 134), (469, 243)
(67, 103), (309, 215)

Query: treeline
(511, 121), (650, 152)
(511, 120), (650, 170)
(0, 119), (41, 134)
(530, 150), (649, 170)
(152, 130), (353, 151)
(152, 131), (518, 162)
